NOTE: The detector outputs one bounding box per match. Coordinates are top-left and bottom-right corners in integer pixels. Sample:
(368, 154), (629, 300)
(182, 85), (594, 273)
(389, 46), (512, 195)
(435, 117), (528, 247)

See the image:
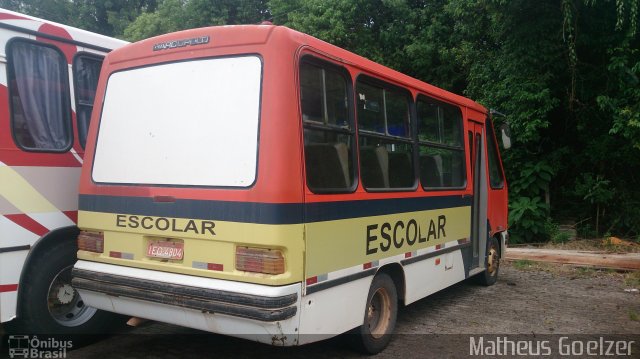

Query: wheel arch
(376, 263), (406, 305)
(16, 225), (79, 315)
(497, 231), (508, 258)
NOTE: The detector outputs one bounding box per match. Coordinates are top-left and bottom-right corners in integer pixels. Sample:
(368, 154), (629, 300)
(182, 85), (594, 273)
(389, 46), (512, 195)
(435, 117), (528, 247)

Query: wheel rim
(366, 287), (392, 338)
(47, 265), (97, 327)
(487, 243), (499, 276)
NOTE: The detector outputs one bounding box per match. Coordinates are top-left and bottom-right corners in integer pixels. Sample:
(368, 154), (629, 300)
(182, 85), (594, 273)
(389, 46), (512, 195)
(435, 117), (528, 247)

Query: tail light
(235, 247), (285, 274)
(77, 230), (104, 253)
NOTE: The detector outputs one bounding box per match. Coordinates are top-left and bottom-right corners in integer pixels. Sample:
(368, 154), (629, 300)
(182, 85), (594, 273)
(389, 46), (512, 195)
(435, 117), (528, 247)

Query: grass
(575, 266), (596, 275)
(507, 259), (639, 283)
(512, 259), (534, 270)
(624, 271), (640, 288)
(629, 309), (639, 322)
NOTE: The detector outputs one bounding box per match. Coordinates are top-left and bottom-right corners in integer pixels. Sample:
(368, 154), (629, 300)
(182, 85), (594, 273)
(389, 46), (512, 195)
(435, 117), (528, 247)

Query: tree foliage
(0, 0), (157, 37)
(123, 0), (270, 41)
(3, 0), (639, 240)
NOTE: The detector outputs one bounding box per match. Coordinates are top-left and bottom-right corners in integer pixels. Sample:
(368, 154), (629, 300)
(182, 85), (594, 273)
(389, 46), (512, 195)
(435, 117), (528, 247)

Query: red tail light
(77, 230), (104, 253)
(235, 247), (285, 274)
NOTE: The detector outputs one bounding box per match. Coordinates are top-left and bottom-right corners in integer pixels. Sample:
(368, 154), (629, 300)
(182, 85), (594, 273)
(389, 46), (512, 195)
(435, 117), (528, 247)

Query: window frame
(72, 52), (104, 149)
(416, 94), (467, 191)
(485, 116), (506, 189)
(7, 38), (73, 153)
(90, 54), (264, 189)
(300, 55), (358, 194)
(355, 74), (417, 192)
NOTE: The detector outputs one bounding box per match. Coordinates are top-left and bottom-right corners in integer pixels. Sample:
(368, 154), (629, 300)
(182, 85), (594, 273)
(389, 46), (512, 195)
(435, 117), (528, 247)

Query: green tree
(123, 0), (270, 41)
(4, 0), (639, 240)
(0, 0), (156, 37)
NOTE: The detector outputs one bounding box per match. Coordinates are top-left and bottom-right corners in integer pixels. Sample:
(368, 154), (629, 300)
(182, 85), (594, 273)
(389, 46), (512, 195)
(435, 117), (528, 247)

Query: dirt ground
(2, 262), (639, 358)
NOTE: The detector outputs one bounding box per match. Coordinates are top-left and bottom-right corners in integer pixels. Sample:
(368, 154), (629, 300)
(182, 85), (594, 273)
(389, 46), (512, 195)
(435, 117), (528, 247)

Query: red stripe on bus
(37, 23), (76, 63)
(0, 284), (18, 293)
(63, 211), (78, 224)
(4, 214), (49, 237)
(207, 263), (223, 271)
(0, 13), (28, 20)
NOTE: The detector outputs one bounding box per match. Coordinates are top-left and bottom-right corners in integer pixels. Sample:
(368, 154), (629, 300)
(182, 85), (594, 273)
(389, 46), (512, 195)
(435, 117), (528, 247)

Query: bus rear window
(92, 56), (262, 187)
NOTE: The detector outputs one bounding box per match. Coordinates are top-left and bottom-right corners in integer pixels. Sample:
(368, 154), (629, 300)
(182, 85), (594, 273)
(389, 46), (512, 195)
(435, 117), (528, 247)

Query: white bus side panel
(297, 277), (371, 344)
(0, 251), (28, 322)
(403, 250), (467, 305)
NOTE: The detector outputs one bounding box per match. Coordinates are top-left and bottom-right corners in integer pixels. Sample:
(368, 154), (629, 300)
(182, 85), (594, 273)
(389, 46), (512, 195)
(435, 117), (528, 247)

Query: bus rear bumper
(72, 260), (301, 345)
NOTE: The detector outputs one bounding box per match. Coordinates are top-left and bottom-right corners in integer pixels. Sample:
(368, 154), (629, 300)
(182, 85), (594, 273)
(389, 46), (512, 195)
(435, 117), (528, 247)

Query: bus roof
(106, 24), (487, 114)
(0, 7), (128, 51)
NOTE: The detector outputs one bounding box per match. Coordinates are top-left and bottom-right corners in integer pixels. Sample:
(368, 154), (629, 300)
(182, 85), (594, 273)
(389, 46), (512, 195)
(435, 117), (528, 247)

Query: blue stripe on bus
(79, 194), (471, 225)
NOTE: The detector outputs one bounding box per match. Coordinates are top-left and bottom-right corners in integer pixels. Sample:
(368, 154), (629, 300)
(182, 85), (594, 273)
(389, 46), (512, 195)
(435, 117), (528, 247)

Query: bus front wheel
(476, 236), (500, 286)
(351, 272), (398, 354)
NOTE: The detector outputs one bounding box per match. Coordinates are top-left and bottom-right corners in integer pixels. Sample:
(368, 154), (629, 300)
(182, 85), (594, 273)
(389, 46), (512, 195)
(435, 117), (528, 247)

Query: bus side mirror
(499, 124), (512, 150)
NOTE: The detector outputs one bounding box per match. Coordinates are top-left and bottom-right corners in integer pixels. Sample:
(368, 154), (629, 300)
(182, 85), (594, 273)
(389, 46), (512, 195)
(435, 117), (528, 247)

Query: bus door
(468, 121), (487, 270)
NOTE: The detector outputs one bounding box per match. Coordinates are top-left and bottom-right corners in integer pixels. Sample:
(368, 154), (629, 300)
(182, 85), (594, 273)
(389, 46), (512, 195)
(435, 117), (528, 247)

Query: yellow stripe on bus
(304, 206), (471, 277)
(78, 210), (305, 286)
(0, 166), (58, 213)
(78, 207), (471, 286)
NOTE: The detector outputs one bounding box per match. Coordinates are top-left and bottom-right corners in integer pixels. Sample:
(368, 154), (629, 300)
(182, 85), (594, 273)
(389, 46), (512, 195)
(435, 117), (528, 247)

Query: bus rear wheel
(351, 273), (398, 354)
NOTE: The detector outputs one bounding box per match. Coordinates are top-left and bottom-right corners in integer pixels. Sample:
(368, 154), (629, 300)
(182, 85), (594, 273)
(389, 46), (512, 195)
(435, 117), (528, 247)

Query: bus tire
(12, 238), (124, 335)
(351, 273), (398, 354)
(477, 236), (500, 286)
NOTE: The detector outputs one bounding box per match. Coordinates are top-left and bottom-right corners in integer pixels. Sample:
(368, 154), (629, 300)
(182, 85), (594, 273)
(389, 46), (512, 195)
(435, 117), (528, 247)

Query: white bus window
(92, 56), (262, 187)
(8, 40), (72, 151)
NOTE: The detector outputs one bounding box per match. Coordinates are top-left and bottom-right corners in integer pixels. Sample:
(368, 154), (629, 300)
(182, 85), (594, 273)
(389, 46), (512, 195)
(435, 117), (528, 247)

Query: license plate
(147, 240), (184, 260)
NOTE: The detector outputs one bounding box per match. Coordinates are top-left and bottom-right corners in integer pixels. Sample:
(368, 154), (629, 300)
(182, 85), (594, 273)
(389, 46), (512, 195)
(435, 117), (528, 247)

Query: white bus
(0, 8), (127, 334)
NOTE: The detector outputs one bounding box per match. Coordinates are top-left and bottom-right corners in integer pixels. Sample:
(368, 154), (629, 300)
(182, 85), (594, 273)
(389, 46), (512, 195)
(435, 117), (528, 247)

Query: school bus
(0, 8), (127, 333)
(72, 24), (508, 353)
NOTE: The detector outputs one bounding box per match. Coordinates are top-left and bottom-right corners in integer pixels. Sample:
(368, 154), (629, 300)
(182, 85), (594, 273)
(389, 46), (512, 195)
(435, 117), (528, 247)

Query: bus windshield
(92, 55), (262, 187)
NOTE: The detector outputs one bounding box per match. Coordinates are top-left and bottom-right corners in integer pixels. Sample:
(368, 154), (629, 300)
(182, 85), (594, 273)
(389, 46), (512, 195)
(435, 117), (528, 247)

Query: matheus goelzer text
(469, 336), (634, 356)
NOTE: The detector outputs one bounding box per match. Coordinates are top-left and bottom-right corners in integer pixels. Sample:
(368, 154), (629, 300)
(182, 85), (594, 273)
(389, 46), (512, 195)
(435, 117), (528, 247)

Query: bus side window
(7, 39), (72, 151)
(417, 96), (465, 189)
(73, 54), (104, 148)
(486, 118), (505, 188)
(356, 78), (415, 190)
(300, 60), (355, 192)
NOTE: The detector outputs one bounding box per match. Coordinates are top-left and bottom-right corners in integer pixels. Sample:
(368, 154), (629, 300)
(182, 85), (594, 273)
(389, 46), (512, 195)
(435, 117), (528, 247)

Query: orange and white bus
(0, 8), (127, 333)
(72, 24), (508, 353)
